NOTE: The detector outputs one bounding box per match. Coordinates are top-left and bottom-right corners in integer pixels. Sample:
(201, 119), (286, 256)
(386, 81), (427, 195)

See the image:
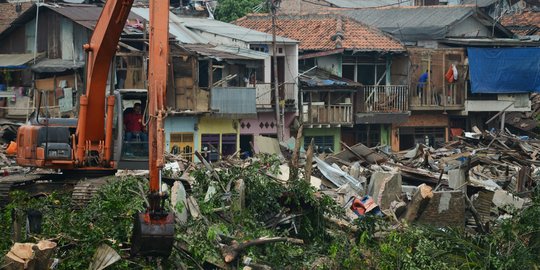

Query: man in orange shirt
(124, 103), (147, 141)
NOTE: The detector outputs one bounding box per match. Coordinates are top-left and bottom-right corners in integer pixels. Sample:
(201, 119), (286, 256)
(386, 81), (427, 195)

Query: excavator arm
(75, 0), (134, 166)
(130, 0), (174, 257)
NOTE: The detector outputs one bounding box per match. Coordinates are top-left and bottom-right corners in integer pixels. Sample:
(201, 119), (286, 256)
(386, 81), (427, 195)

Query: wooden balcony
(302, 103), (353, 127)
(361, 85), (409, 113)
(409, 82), (465, 111)
(255, 83), (296, 110)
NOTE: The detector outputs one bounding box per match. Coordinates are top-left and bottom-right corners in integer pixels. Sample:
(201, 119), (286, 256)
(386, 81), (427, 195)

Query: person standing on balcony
(417, 70), (431, 104)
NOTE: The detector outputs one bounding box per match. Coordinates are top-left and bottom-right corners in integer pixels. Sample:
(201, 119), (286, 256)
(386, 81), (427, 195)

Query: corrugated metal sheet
(131, 8), (208, 44)
(326, 0), (410, 8)
(210, 87), (256, 116)
(0, 53), (37, 68)
(461, 0), (496, 7)
(182, 44), (268, 60)
(341, 7), (477, 41)
(48, 5), (144, 30)
(179, 17), (298, 44)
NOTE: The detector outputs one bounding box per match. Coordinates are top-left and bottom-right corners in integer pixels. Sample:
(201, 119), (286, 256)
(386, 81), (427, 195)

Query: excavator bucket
(131, 212), (175, 257)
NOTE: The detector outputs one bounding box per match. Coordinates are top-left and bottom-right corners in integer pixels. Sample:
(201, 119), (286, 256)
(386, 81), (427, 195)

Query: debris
(368, 171), (402, 210)
(3, 240), (57, 270)
(88, 244), (121, 270)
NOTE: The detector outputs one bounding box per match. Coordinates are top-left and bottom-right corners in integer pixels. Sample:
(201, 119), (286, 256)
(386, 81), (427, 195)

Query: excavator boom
(130, 0), (174, 257)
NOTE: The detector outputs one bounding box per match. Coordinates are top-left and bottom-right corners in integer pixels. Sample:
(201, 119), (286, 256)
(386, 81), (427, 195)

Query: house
(129, 9), (299, 160)
(235, 13), (407, 152)
(337, 5), (540, 150)
(0, 3), (299, 161)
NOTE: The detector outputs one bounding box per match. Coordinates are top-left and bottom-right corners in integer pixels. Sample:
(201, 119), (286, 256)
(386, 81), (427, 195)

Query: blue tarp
(467, 48), (540, 93)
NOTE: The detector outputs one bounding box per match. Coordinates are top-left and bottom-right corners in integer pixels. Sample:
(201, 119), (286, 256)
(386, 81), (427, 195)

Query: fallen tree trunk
(220, 237), (304, 263)
(404, 184), (433, 223)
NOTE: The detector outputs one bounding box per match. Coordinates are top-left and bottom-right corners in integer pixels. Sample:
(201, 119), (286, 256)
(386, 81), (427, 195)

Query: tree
(215, 0), (266, 22)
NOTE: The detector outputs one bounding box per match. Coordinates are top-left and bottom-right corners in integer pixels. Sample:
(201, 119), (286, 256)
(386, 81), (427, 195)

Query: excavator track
(0, 171), (116, 208)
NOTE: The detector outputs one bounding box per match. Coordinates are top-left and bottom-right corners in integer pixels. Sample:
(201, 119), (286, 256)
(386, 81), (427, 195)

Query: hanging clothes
(445, 65), (454, 83)
(452, 64), (458, 81)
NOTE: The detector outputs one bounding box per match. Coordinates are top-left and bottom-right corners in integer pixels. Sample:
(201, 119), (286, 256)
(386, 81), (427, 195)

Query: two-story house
(130, 8), (299, 161)
(0, 3), (299, 161)
(235, 13), (408, 152)
(339, 5), (536, 150)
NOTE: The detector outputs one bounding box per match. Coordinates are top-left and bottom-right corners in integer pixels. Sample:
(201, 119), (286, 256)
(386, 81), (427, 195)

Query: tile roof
(501, 10), (540, 35)
(0, 3), (32, 33)
(234, 13), (404, 52)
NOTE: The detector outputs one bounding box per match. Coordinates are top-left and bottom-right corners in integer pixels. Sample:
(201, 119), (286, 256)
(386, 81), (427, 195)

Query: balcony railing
(303, 103), (353, 126)
(255, 83), (296, 108)
(410, 82), (464, 109)
(361, 85), (409, 113)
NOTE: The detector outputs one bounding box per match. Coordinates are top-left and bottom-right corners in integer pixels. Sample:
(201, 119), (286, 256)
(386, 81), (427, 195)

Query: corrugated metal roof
(48, 5), (144, 30)
(325, 0), (410, 8)
(179, 17), (298, 44)
(131, 8), (208, 44)
(340, 6), (511, 41)
(0, 53), (37, 68)
(461, 0), (497, 7)
(181, 44), (269, 60)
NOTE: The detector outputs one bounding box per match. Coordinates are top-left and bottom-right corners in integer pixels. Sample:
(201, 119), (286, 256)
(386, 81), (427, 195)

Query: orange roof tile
(234, 13), (404, 52)
(501, 10), (540, 35)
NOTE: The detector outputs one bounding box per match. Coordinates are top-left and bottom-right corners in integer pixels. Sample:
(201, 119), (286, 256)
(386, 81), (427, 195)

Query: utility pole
(270, 0), (283, 141)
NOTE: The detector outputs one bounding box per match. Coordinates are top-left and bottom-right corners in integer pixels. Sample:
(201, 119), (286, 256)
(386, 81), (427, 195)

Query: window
(399, 127), (445, 150)
(356, 124), (381, 147)
(170, 133), (194, 161)
(221, 134), (236, 157)
(25, 19), (36, 53)
(304, 136), (334, 153)
(341, 56), (387, 85)
(201, 134), (219, 162)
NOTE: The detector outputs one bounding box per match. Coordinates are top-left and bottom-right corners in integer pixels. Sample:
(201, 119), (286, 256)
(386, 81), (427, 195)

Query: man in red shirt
(124, 103), (147, 141)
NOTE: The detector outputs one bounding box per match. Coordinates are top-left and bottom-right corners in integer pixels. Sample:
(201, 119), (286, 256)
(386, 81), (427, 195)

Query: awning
(0, 54), (37, 69)
(31, 59), (85, 73)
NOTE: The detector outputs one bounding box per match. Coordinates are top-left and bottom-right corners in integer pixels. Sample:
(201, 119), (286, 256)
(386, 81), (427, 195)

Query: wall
(303, 127), (341, 152)
(278, 0), (330, 14)
(316, 55), (341, 76)
(198, 116), (239, 153)
(164, 116), (198, 150)
(465, 94), (531, 113)
(391, 112), (449, 151)
(390, 55), (409, 85)
(239, 112), (296, 139)
(448, 17), (491, 38)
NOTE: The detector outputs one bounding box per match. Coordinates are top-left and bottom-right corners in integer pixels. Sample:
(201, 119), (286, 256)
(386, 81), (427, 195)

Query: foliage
(1, 157), (540, 269)
(214, 0), (266, 22)
(0, 176), (154, 269)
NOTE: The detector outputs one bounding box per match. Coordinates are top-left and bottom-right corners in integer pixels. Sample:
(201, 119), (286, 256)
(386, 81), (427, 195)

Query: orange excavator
(13, 0), (174, 257)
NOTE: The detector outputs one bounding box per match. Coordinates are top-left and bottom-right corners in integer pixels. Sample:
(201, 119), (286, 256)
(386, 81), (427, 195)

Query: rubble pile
(0, 129), (539, 269)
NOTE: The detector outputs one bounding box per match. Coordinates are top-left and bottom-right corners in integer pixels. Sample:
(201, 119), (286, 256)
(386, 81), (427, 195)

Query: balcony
(361, 85), (409, 113)
(409, 82), (465, 110)
(255, 83), (296, 110)
(302, 102), (353, 127)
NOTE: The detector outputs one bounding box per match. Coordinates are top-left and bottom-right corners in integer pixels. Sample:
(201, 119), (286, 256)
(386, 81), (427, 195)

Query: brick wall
(417, 190), (465, 227)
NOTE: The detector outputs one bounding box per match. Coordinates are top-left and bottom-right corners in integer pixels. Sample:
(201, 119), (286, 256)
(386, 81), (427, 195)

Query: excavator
(12, 0), (174, 257)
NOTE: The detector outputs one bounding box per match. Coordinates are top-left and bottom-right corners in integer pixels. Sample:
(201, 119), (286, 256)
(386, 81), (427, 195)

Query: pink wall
(240, 112), (296, 140)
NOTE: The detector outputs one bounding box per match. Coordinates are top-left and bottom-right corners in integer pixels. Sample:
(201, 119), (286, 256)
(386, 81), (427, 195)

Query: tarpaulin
(468, 48), (540, 93)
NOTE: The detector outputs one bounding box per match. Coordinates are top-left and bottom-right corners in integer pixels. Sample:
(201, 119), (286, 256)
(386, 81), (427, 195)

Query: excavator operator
(124, 103), (147, 141)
